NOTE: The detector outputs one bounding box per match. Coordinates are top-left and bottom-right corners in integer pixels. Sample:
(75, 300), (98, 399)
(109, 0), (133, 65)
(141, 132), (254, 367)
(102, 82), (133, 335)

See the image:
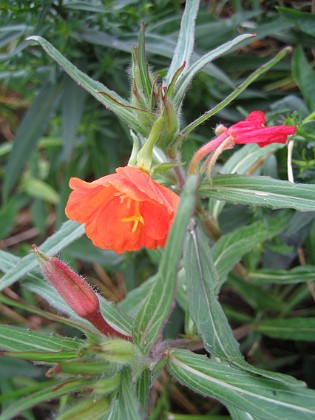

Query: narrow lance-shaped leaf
(292, 46), (315, 111)
(164, 0), (200, 86)
(0, 220), (84, 291)
(136, 368), (151, 413)
(0, 324), (83, 352)
(213, 212), (290, 288)
(199, 174), (315, 212)
(252, 318), (315, 342)
(184, 224), (243, 363)
(0, 379), (93, 420)
(173, 33), (254, 106)
(279, 7), (315, 38)
(137, 23), (153, 105)
(179, 47), (291, 138)
(61, 74), (87, 161)
(2, 351), (79, 363)
(248, 265), (315, 284)
(167, 349), (315, 420)
(183, 221), (304, 387)
(3, 81), (61, 200)
(107, 368), (142, 420)
(209, 143), (283, 222)
(26, 36), (146, 135)
(56, 397), (109, 420)
(133, 175), (199, 354)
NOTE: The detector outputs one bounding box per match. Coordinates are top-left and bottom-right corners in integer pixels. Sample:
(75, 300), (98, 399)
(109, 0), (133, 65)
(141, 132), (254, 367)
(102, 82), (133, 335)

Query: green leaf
(292, 46), (315, 111)
(3, 351), (79, 363)
(78, 29), (233, 87)
(184, 225), (243, 363)
(228, 274), (284, 312)
(0, 379), (92, 420)
(248, 265), (315, 284)
(0, 195), (23, 240)
(200, 175), (315, 212)
(23, 177), (60, 204)
(227, 406), (253, 420)
(133, 175), (199, 354)
(213, 213), (290, 286)
(0, 356), (41, 379)
(107, 369), (141, 420)
(53, 360), (113, 376)
(119, 275), (156, 317)
(136, 368), (150, 413)
(3, 81), (61, 199)
(26, 36), (146, 135)
(167, 349), (315, 420)
(209, 143), (283, 222)
(57, 396), (109, 420)
(61, 74), (87, 160)
(221, 143), (282, 175)
(174, 33), (253, 105)
(279, 7), (315, 37)
(252, 318), (315, 341)
(0, 325), (83, 352)
(179, 47), (291, 138)
(0, 220), (84, 290)
(137, 23), (153, 105)
(164, 0), (200, 86)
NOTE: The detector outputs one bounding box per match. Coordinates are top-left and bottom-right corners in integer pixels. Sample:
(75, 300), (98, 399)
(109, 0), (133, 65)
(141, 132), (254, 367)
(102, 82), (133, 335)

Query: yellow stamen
(121, 201), (144, 233)
(121, 214), (144, 233)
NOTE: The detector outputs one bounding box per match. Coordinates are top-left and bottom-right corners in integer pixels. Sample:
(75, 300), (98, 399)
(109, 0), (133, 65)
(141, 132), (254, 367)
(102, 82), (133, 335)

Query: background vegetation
(1, 0), (315, 418)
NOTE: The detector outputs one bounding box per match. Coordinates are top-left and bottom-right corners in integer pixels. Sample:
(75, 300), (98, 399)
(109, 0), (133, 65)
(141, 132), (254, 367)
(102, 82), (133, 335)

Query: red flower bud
(33, 245), (131, 340)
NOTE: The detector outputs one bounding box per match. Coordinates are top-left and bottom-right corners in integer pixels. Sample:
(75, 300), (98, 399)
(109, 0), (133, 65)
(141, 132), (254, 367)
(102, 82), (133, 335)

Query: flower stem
(85, 309), (132, 341)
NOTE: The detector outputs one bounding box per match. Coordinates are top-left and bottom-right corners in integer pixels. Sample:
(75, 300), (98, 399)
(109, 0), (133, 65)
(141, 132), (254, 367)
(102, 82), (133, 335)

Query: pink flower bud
(33, 245), (131, 340)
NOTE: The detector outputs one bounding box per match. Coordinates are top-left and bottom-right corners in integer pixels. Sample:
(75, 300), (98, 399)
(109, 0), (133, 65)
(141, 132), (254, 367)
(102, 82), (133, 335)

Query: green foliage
(1, 1), (315, 418)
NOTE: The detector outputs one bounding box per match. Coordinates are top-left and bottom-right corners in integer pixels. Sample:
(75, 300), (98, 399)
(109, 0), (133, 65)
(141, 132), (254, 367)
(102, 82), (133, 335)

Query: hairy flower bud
(100, 338), (137, 364)
(33, 245), (131, 340)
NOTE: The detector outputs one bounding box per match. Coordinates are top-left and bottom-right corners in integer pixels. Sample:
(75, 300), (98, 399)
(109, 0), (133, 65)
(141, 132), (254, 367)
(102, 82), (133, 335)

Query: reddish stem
(85, 309), (132, 341)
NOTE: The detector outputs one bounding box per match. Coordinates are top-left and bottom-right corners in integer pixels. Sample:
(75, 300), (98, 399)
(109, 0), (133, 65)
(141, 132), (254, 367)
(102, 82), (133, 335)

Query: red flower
(227, 111), (296, 147)
(65, 166), (179, 253)
(189, 111), (296, 173)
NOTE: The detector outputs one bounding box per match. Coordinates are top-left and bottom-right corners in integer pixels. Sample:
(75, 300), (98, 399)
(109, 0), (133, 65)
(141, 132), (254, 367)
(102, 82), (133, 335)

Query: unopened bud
(32, 245), (131, 341)
(100, 338), (137, 364)
(158, 97), (179, 150)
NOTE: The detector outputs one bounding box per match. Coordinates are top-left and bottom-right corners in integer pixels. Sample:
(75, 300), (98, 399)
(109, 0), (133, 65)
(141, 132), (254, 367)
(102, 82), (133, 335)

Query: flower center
(116, 193), (144, 233)
(121, 212), (145, 233)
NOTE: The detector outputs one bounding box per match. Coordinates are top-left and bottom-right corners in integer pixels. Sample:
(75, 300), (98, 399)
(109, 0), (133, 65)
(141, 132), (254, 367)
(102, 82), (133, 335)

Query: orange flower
(65, 166), (179, 253)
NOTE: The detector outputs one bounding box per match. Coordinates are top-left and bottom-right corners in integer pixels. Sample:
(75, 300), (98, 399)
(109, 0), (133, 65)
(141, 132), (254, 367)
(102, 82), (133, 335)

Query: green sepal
(151, 161), (184, 176)
(99, 338), (138, 365)
(128, 131), (141, 166)
(136, 116), (164, 172)
(165, 62), (186, 99)
(157, 97), (180, 151)
(47, 359), (115, 377)
(135, 23), (154, 107)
